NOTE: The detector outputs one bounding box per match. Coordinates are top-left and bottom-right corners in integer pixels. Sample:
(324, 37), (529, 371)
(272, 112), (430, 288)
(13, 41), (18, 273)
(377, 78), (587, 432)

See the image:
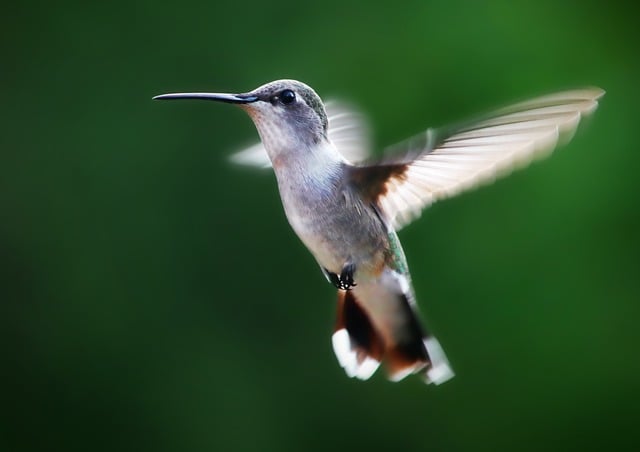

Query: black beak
(152, 92), (258, 104)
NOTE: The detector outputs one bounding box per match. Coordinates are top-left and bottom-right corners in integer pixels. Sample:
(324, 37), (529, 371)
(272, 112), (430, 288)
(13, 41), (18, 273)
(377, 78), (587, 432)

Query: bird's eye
(279, 89), (296, 105)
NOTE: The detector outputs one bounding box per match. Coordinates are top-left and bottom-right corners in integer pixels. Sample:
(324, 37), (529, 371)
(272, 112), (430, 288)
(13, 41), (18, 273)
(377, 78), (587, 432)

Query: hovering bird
(154, 81), (604, 384)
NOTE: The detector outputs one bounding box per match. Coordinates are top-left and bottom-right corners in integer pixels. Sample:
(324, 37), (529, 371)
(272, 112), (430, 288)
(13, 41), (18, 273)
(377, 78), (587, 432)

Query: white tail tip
(424, 337), (455, 385)
(331, 329), (380, 380)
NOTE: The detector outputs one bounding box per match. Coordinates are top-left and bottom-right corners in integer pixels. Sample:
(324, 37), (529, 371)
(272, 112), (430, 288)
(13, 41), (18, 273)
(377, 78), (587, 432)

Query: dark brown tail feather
(335, 290), (385, 363)
(383, 292), (433, 381)
(334, 289), (453, 383)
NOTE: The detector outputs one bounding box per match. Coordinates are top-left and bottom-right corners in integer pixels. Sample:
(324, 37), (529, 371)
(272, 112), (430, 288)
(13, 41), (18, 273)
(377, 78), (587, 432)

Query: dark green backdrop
(2, 1), (639, 451)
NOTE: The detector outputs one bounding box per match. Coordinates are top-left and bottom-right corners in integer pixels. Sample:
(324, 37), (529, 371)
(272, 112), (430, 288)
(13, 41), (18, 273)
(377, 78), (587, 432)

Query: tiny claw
(339, 262), (357, 290)
(340, 263), (356, 290)
(325, 263), (357, 291)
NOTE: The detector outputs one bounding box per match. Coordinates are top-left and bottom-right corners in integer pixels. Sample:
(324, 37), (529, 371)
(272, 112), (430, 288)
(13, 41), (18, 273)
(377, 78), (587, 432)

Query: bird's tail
(331, 271), (453, 384)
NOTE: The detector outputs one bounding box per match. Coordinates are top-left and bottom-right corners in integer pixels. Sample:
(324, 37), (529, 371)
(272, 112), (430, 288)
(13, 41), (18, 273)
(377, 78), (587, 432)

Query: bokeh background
(2, 1), (639, 451)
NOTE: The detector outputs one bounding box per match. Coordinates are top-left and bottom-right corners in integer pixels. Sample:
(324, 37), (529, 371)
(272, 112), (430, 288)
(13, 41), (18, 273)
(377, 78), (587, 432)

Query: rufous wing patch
(348, 164), (409, 204)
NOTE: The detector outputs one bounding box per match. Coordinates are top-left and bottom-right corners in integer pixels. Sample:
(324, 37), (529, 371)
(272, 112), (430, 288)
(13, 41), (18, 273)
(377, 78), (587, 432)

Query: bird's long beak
(152, 92), (258, 104)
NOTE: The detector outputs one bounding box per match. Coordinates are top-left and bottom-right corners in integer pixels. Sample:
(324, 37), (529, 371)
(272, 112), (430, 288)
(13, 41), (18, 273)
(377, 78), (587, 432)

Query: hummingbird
(154, 80), (604, 385)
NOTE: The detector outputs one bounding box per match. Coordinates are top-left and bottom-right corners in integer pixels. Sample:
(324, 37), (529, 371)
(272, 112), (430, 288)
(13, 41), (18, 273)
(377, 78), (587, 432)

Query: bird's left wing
(229, 100), (371, 167)
(351, 88), (605, 230)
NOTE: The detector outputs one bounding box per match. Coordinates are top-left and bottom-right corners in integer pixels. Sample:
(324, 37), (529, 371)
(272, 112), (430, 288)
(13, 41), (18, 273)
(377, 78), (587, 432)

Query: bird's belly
(285, 205), (344, 268)
(282, 195), (386, 275)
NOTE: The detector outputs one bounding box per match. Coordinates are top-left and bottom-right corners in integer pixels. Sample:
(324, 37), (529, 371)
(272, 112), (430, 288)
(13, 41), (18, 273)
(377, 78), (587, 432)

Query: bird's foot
(326, 263), (357, 291)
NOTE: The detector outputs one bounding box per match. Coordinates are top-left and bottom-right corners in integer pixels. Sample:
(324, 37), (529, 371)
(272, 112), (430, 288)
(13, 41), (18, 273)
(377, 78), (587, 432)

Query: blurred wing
(228, 141), (273, 168)
(324, 100), (371, 164)
(358, 88), (604, 230)
(229, 100), (371, 167)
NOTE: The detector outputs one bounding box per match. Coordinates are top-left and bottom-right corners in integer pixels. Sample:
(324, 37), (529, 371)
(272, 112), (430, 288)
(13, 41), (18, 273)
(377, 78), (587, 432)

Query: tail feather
(385, 337), (453, 384)
(331, 270), (454, 385)
(423, 336), (455, 385)
(332, 290), (383, 380)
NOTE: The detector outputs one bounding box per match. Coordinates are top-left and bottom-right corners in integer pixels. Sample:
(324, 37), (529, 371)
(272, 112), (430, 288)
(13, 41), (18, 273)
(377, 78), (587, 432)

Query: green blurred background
(2, 0), (639, 451)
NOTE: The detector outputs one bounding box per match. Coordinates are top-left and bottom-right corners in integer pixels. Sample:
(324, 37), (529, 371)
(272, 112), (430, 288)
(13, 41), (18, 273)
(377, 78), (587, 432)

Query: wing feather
(372, 88), (604, 230)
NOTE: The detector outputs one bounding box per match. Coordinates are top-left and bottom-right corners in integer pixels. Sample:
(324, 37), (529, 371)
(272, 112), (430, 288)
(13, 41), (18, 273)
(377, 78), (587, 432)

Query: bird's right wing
(229, 100), (372, 167)
(351, 88), (605, 230)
